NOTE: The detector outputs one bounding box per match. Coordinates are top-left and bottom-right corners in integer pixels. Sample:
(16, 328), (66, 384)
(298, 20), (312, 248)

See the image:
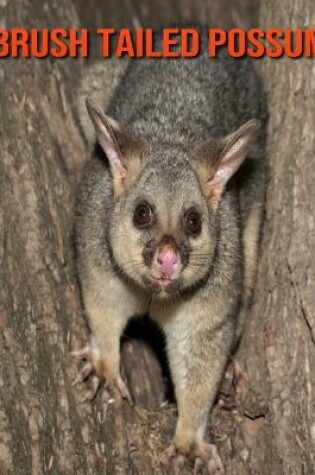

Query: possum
(74, 32), (267, 474)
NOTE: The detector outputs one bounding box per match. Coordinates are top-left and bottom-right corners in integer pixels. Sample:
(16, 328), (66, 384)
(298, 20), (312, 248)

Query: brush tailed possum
(74, 32), (267, 473)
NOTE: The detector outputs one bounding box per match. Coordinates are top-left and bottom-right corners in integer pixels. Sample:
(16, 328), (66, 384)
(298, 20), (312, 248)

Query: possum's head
(87, 98), (260, 299)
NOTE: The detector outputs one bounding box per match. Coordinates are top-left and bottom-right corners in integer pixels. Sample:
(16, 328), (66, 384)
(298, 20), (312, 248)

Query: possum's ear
(86, 97), (145, 197)
(195, 119), (261, 209)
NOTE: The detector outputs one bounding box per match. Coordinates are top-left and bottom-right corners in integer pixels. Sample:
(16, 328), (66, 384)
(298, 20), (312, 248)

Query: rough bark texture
(0, 0), (314, 474)
(236, 1), (315, 473)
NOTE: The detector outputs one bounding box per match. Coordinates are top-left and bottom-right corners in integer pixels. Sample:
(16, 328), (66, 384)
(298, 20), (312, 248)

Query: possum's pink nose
(155, 246), (179, 278)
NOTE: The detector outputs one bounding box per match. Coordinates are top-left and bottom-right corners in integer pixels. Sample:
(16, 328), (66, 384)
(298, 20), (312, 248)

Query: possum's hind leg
(234, 204), (263, 345)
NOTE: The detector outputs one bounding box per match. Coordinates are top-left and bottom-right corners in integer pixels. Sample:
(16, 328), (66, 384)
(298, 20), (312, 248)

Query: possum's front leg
(73, 269), (146, 401)
(157, 299), (233, 474)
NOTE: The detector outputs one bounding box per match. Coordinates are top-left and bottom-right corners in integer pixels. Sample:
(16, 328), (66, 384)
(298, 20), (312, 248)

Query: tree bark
(1, 0), (314, 474)
(0, 1), (164, 473)
(234, 1), (315, 473)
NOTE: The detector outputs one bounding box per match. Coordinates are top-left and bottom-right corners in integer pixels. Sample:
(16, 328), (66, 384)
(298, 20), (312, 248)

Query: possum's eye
(133, 202), (154, 229)
(183, 208), (202, 237)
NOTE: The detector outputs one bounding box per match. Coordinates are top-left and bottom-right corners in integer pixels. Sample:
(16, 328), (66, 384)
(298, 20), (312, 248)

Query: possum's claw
(72, 346), (91, 361)
(71, 345), (131, 402)
(161, 442), (224, 475)
(115, 375), (132, 401)
(160, 444), (177, 467)
(72, 361), (94, 386)
(194, 457), (204, 474)
(195, 443), (225, 474)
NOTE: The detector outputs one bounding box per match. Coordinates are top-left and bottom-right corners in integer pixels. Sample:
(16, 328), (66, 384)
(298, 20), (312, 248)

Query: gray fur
(77, 58), (129, 149)
(74, 32), (267, 471)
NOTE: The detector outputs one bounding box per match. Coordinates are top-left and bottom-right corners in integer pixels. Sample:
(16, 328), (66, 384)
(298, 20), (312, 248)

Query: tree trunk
(234, 1), (315, 473)
(1, 0), (314, 474)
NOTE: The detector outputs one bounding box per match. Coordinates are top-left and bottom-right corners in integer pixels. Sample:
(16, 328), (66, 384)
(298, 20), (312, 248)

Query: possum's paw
(71, 345), (131, 403)
(194, 443), (225, 474)
(161, 442), (224, 474)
